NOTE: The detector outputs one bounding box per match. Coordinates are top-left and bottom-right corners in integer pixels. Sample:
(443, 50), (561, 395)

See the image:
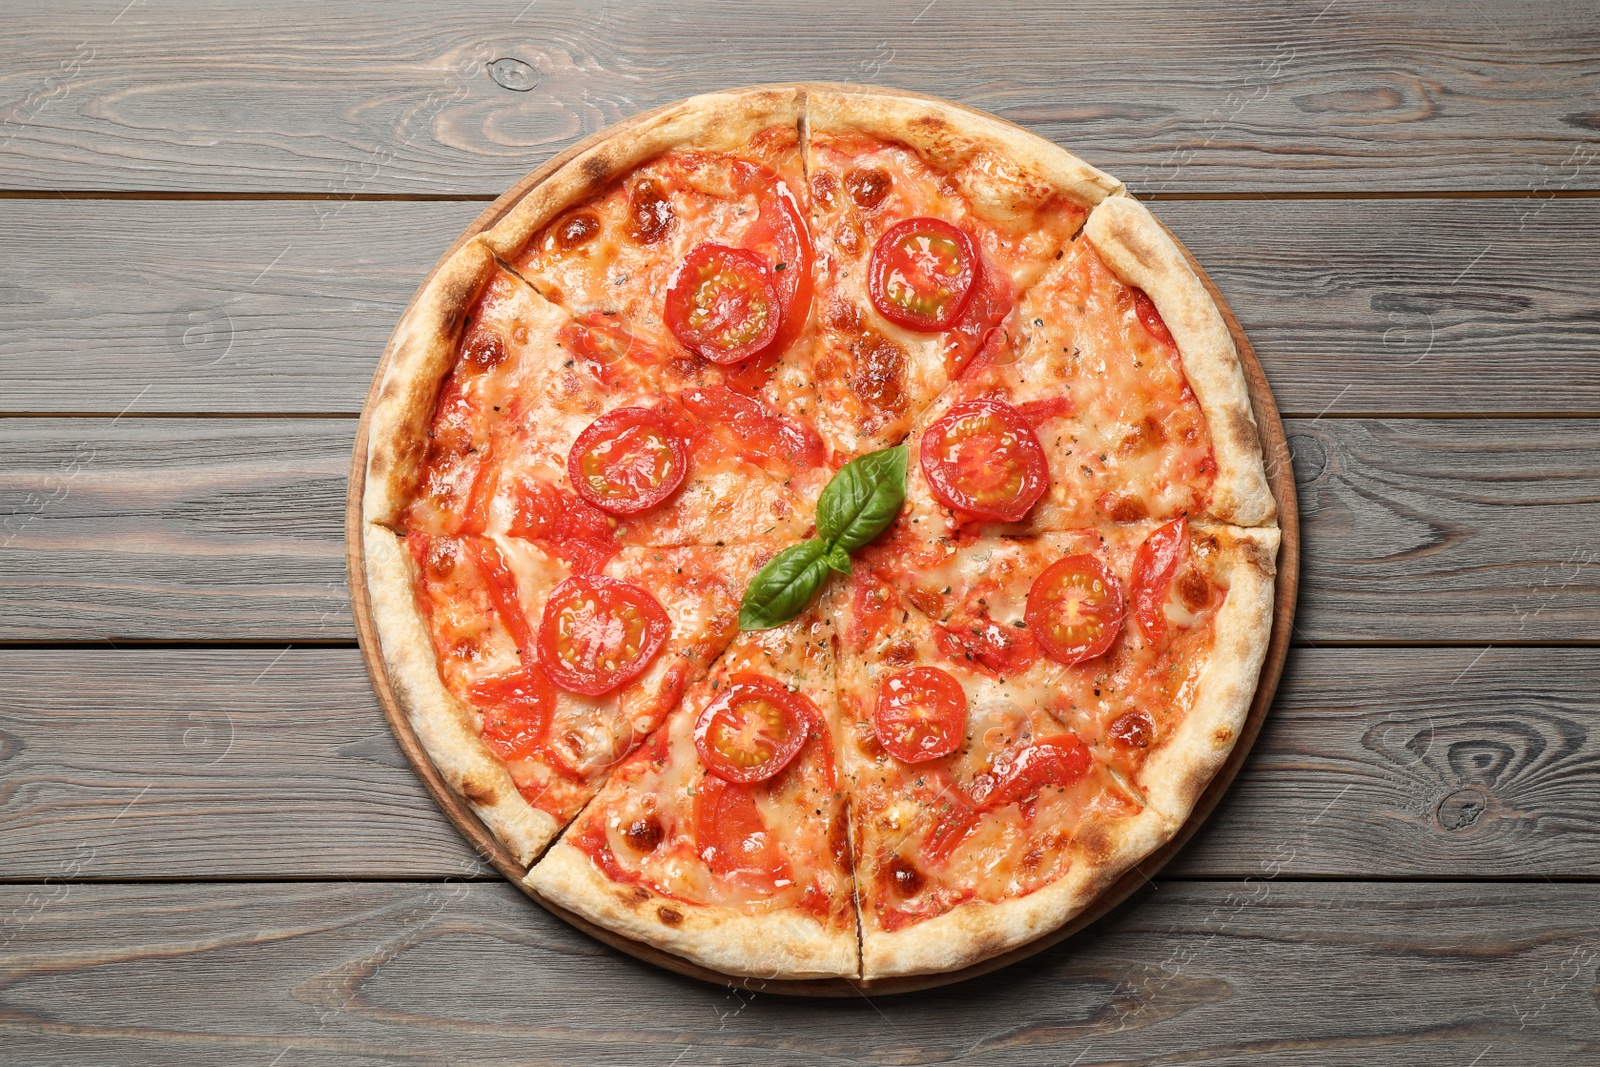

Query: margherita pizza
(360, 85), (1281, 982)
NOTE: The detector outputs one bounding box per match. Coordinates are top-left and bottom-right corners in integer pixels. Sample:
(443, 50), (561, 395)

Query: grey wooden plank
(0, 200), (485, 416)
(5, 197), (1600, 416)
(1, 647), (1594, 881)
(2, 416), (1597, 643)
(0, 418), (356, 642)
(0, 1), (1596, 196)
(1164, 646), (1600, 878)
(0, 649), (490, 881)
(0, 879), (1594, 1065)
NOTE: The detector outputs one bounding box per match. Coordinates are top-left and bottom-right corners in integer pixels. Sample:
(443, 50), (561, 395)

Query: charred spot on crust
(886, 856), (924, 897)
(623, 815), (664, 853)
(1076, 820), (1115, 865)
(845, 166), (891, 209)
(555, 210), (601, 252)
(625, 885), (651, 906)
(656, 905), (684, 925)
(580, 154), (613, 186)
(460, 776), (496, 805)
(627, 177), (674, 244)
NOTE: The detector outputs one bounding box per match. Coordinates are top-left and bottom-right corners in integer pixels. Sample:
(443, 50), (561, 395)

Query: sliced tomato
(977, 736), (1093, 809)
(869, 217), (979, 332)
(921, 787), (981, 865)
(941, 265), (1013, 377)
(1131, 516), (1187, 645)
(468, 667), (554, 762)
(1132, 287), (1175, 347)
(724, 162), (814, 390)
(462, 536), (537, 660)
(455, 437), (500, 537)
(677, 385), (826, 478)
(665, 244), (781, 364)
(567, 406), (689, 517)
(537, 575), (669, 696)
(507, 478), (618, 574)
(693, 673), (816, 784)
(872, 667), (967, 764)
(920, 398), (1048, 522)
(693, 775), (792, 891)
(563, 311), (636, 367)
(1026, 555), (1125, 665)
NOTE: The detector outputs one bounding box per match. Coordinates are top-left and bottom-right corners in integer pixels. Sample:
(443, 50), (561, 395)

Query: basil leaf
(824, 541), (853, 575)
(738, 539), (831, 631)
(815, 444), (909, 553)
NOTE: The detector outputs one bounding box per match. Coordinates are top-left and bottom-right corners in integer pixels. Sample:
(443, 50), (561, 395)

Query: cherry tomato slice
(872, 666), (968, 763)
(920, 398), (1048, 522)
(921, 790), (981, 865)
(693, 673), (816, 784)
(724, 163), (814, 392)
(1132, 287), (1175, 347)
(567, 406), (690, 517)
(678, 385), (826, 478)
(1026, 555), (1126, 665)
(693, 775), (792, 891)
(978, 736), (1093, 809)
(462, 536), (537, 660)
(664, 244), (781, 364)
(1131, 516), (1187, 645)
(868, 217), (979, 332)
(537, 575), (670, 696)
(468, 667), (554, 762)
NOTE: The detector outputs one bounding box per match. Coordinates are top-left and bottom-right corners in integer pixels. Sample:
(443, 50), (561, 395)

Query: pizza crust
(357, 85), (1286, 984)
(527, 839), (860, 980)
(363, 237), (497, 529)
(1084, 196), (1277, 528)
(481, 86), (804, 265)
(860, 804), (1176, 979)
(363, 522), (560, 866)
(807, 86), (1124, 220)
(1138, 524), (1280, 823)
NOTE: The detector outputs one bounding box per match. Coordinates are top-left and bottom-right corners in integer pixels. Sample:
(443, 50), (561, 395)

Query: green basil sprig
(738, 444), (908, 631)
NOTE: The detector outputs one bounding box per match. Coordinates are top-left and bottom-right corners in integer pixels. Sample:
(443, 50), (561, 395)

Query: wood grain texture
(5, 197), (1600, 415)
(1, 647), (1594, 882)
(2, 1), (1597, 196)
(2, 417), (1595, 643)
(1, 879), (1595, 1063)
(0, 649), (491, 881)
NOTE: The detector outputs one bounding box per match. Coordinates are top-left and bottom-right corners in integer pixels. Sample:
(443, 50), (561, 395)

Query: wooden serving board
(344, 83), (1300, 997)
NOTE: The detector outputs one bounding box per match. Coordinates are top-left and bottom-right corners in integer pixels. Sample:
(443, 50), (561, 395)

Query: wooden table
(3, 2), (1597, 1063)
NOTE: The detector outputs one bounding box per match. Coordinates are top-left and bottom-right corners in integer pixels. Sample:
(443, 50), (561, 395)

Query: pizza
(360, 85), (1281, 982)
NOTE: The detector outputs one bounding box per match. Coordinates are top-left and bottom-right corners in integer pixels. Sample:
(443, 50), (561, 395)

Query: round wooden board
(344, 83), (1300, 997)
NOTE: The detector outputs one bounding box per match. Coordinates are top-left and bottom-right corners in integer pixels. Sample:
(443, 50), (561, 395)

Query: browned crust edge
(1084, 195), (1277, 527)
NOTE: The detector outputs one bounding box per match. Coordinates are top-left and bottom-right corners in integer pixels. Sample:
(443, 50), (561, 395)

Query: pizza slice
(525, 608), (858, 978)
(479, 88), (837, 504)
(893, 195), (1275, 541)
(377, 239), (810, 550)
(763, 89), (1120, 460)
(858, 520), (1279, 822)
(829, 567), (1172, 978)
(371, 523), (782, 858)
